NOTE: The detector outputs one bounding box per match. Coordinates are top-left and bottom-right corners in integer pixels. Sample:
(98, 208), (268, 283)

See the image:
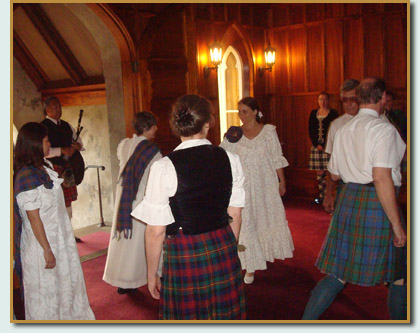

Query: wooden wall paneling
(292, 94), (317, 169)
(288, 4), (304, 25)
(363, 15), (384, 78)
(344, 3), (362, 17)
(240, 5), (252, 26)
(384, 3), (403, 12)
(149, 59), (188, 97)
(194, 3), (210, 20)
(271, 29), (289, 94)
(252, 4), (270, 27)
(325, 3), (344, 19)
(325, 20), (343, 92)
(285, 167), (318, 198)
(271, 4), (288, 28)
(384, 13), (407, 90)
(213, 3), (226, 21)
(362, 3), (382, 15)
(150, 12), (185, 59)
(195, 20), (215, 97)
(276, 95), (294, 165)
(245, 27), (265, 97)
(307, 23), (325, 92)
(183, 4), (198, 94)
(288, 27), (306, 93)
(305, 3), (324, 23)
(343, 18), (363, 81)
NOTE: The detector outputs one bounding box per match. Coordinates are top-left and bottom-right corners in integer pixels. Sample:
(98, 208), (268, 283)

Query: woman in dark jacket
(308, 92), (339, 204)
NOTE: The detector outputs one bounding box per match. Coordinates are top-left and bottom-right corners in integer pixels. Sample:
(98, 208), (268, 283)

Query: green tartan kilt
(315, 182), (406, 286)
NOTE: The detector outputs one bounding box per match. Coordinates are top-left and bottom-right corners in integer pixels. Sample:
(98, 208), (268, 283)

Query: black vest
(166, 145), (233, 235)
(41, 118), (73, 167)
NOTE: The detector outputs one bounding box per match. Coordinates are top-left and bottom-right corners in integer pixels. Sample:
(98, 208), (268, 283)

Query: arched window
(217, 46), (243, 141)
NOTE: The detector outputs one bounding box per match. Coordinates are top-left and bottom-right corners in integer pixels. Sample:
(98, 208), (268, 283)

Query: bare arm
(145, 224), (166, 299)
(228, 206), (242, 240)
(372, 167), (406, 247)
(26, 209), (56, 269)
(276, 168), (286, 196)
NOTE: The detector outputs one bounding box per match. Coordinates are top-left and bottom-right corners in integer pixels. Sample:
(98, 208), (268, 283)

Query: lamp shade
(209, 43), (222, 66)
(264, 46), (276, 67)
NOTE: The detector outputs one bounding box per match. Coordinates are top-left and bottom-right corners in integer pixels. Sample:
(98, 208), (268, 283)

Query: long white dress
(16, 162), (95, 320)
(103, 135), (162, 288)
(220, 124), (294, 273)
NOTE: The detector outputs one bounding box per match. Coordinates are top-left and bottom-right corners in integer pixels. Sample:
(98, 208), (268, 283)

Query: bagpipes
(62, 110), (86, 188)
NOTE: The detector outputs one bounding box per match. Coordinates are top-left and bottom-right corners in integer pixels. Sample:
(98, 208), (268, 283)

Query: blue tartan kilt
(159, 225), (246, 320)
(315, 182), (406, 286)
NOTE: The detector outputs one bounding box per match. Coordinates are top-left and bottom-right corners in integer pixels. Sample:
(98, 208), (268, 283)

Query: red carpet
(76, 231), (110, 256)
(80, 197), (390, 321)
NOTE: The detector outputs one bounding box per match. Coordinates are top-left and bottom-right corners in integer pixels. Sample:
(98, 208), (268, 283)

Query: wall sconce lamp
(204, 42), (222, 78)
(259, 46), (276, 76)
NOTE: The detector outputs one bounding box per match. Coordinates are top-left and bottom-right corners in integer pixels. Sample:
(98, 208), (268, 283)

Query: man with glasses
(323, 79), (360, 213)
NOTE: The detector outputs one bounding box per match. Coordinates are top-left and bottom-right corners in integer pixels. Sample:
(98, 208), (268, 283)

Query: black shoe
(312, 198), (323, 205)
(117, 287), (136, 295)
(75, 237), (83, 243)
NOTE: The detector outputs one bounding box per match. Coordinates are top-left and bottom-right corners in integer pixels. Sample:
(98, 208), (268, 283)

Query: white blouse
(328, 108), (406, 186)
(131, 138), (246, 226)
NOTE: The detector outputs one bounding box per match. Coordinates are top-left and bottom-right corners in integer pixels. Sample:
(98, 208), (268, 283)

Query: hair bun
(176, 107), (193, 122)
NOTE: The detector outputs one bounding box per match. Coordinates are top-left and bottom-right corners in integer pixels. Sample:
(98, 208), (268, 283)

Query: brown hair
(318, 91), (329, 99)
(14, 122), (49, 174)
(170, 94), (212, 137)
(238, 97), (263, 122)
(133, 111), (157, 135)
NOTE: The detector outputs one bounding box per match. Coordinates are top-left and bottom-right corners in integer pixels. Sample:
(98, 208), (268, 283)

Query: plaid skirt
(53, 164), (78, 207)
(159, 226), (246, 320)
(315, 182), (405, 286)
(309, 146), (329, 170)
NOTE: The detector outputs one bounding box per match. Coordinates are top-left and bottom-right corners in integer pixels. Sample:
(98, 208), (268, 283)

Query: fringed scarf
(115, 139), (159, 240)
(13, 165), (53, 296)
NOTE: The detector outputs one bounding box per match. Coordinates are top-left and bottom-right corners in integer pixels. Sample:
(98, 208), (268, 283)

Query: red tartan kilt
(52, 164), (77, 207)
(159, 225), (246, 320)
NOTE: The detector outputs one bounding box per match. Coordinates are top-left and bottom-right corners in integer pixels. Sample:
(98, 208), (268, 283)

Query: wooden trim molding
(41, 83), (106, 106)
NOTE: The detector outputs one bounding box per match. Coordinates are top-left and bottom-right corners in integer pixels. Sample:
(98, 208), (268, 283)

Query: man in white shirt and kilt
(302, 78), (407, 320)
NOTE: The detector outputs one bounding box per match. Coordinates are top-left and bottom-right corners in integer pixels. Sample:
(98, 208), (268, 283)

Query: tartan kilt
(159, 225), (246, 320)
(308, 146), (329, 170)
(315, 182), (405, 286)
(52, 164), (78, 207)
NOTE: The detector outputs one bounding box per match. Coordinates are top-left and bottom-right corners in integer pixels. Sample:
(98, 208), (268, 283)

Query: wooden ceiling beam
(21, 3), (87, 85)
(13, 31), (49, 90)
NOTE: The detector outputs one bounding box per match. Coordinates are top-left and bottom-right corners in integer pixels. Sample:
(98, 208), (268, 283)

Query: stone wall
(12, 57), (43, 130)
(62, 105), (114, 230)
